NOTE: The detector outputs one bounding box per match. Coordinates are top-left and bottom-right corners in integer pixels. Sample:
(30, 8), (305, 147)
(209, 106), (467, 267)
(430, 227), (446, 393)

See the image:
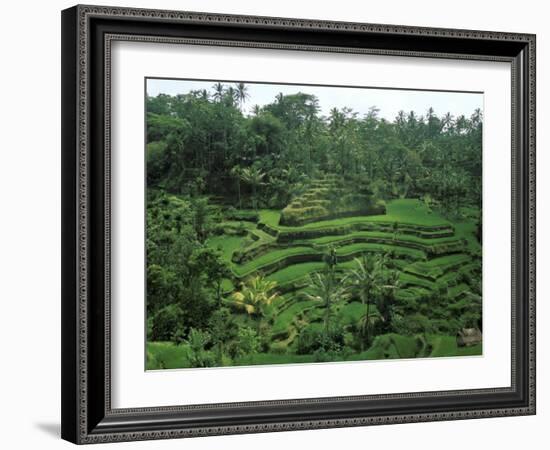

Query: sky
(146, 78), (483, 122)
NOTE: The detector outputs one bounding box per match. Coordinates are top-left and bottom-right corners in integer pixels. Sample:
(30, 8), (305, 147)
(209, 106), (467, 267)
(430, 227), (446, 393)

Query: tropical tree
(239, 166), (265, 210)
(184, 328), (215, 368)
(442, 112), (454, 132)
(190, 196), (212, 243)
(358, 308), (383, 349)
(306, 269), (349, 342)
(225, 86), (238, 107)
(208, 307), (237, 365)
(195, 248), (230, 307)
(231, 276), (279, 329)
(230, 165), (243, 209)
(235, 82), (250, 111)
(375, 269), (401, 331)
(199, 89), (209, 101)
(212, 82), (224, 102)
(252, 104), (261, 115)
(347, 255), (380, 350)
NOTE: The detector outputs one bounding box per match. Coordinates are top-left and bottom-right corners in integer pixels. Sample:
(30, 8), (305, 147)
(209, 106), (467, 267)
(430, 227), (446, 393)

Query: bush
(150, 304), (185, 341)
(280, 205), (329, 226)
(296, 326), (325, 354)
(224, 209), (260, 222)
(295, 324), (346, 355)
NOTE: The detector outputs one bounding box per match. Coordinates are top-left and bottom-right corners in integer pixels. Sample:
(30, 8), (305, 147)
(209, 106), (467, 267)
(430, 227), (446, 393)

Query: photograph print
(145, 78), (483, 370)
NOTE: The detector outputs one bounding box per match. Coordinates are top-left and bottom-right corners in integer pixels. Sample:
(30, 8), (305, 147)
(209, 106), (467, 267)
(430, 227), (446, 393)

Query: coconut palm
(235, 82), (250, 111)
(212, 82), (224, 102)
(252, 104), (261, 115)
(225, 86), (238, 107)
(230, 165), (243, 209)
(306, 270), (349, 341)
(231, 276), (279, 322)
(375, 269), (401, 330)
(347, 255), (379, 350)
(239, 166), (265, 210)
(358, 309), (383, 348)
(199, 89), (209, 101)
(442, 112), (454, 132)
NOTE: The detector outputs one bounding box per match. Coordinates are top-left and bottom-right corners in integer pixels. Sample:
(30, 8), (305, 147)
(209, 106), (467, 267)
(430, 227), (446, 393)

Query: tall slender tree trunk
(252, 184), (257, 210)
(364, 299), (371, 351)
(237, 180), (242, 209)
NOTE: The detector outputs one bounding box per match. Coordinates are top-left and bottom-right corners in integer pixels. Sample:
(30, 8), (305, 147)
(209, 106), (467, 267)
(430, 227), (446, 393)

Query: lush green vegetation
(145, 81), (482, 369)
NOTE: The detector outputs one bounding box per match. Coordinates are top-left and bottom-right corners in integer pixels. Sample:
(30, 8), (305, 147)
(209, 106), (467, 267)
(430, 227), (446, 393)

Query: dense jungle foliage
(145, 82), (482, 369)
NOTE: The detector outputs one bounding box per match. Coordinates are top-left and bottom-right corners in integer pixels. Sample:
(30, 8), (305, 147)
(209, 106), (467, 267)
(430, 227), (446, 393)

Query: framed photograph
(61, 5), (536, 444)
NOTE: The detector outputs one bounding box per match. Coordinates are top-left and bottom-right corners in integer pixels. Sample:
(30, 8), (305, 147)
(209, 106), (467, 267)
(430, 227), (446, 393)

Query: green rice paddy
(148, 198), (482, 369)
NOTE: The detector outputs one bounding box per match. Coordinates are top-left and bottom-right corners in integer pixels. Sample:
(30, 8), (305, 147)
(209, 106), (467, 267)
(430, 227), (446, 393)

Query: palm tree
(455, 115), (468, 134)
(232, 276), (279, 331)
(235, 82), (250, 111)
(225, 86), (238, 107)
(358, 309), (383, 349)
(442, 112), (454, 132)
(347, 254), (391, 348)
(240, 167), (265, 210)
(199, 89), (209, 101)
(212, 82), (224, 102)
(375, 269), (400, 330)
(347, 255), (378, 350)
(395, 110), (407, 127)
(252, 104), (261, 115)
(306, 270), (349, 342)
(230, 165), (242, 209)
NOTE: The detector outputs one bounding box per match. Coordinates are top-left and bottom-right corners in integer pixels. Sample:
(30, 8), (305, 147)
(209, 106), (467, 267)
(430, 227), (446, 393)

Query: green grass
(220, 278), (234, 293)
(234, 353), (317, 366)
(399, 272), (438, 290)
(448, 283), (470, 299)
(206, 235), (243, 261)
(334, 242), (425, 260)
(356, 334), (421, 360)
(310, 230), (461, 247)
(240, 228), (276, 254)
(267, 262), (328, 285)
(233, 242), (425, 280)
(258, 209), (281, 227)
(271, 299), (319, 338)
(404, 254), (471, 280)
(266, 259), (366, 287)
(233, 246), (316, 277)
(337, 302), (370, 326)
(260, 199), (450, 231)
(147, 333), (482, 370)
(147, 341), (189, 370)
(429, 335), (482, 357)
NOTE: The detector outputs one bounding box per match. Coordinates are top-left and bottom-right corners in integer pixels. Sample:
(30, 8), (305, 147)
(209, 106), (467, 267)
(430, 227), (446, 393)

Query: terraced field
(202, 198), (482, 362)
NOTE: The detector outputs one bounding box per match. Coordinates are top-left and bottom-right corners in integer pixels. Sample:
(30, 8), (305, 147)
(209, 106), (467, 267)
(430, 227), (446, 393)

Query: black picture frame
(61, 4), (536, 444)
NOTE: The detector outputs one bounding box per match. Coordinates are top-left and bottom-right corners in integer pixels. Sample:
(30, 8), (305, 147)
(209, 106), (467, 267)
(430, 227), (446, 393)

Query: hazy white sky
(146, 78), (483, 122)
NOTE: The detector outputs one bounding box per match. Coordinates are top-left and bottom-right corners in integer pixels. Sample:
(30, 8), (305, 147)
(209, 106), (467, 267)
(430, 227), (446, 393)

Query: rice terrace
(145, 79), (483, 370)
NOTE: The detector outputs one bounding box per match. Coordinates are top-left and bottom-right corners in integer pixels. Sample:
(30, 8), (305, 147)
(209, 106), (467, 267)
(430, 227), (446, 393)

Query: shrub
(226, 326), (260, 359)
(224, 209), (260, 222)
(295, 323), (346, 354)
(150, 304), (184, 341)
(296, 326), (325, 354)
(280, 205), (329, 226)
